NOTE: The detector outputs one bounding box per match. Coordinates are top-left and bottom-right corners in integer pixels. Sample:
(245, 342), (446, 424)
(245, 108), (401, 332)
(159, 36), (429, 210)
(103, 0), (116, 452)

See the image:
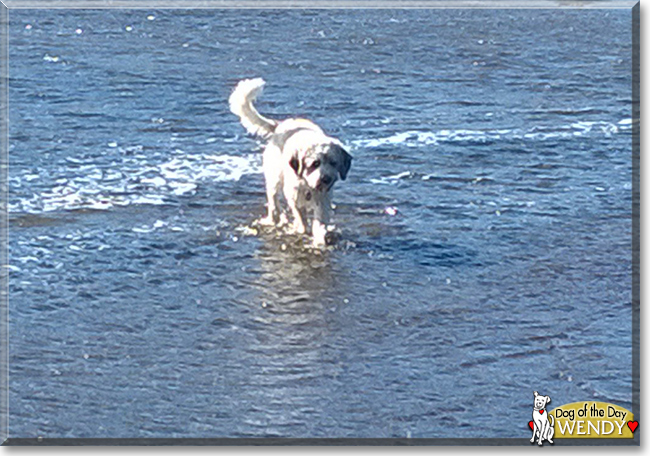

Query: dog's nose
(321, 175), (332, 185)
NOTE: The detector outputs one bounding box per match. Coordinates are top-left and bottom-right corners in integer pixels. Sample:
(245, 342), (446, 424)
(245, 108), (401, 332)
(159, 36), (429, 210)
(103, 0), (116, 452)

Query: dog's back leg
(258, 144), (284, 226)
(259, 174), (282, 226)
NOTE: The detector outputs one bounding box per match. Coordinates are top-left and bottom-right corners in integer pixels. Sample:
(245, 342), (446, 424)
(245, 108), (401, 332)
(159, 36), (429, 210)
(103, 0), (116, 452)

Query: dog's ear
(533, 391), (539, 397)
(289, 153), (304, 177)
(545, 396), (551, 405)
(331, 144), (352, 181)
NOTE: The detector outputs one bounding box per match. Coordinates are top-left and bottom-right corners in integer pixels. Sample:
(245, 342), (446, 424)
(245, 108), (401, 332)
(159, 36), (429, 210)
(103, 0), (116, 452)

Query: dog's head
(290, 141), (352, 192)
(533, 391), (551, 410)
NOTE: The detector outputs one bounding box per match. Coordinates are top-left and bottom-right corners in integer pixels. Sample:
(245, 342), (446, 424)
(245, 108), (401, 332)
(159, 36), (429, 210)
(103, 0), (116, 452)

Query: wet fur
(229, 78), (352, 247)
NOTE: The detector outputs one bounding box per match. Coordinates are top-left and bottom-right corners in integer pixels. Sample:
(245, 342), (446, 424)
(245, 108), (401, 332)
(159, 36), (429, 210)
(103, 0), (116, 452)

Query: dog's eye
(312, 160), (321, 168)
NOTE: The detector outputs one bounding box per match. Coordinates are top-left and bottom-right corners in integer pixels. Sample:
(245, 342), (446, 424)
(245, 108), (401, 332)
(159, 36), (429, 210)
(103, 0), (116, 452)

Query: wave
(352, 118), (632, 149)
(9, 117), (633, 215)
(10, 151), (261, 214)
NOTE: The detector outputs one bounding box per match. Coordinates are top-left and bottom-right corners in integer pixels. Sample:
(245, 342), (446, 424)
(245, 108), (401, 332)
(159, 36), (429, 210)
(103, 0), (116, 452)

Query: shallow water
(9, 9), (633, 439)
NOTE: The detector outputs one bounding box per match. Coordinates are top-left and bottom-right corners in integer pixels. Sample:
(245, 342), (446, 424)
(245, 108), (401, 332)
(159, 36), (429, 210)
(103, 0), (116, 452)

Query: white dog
(229, 78), (352, 247)
(531, 391), (555, 446)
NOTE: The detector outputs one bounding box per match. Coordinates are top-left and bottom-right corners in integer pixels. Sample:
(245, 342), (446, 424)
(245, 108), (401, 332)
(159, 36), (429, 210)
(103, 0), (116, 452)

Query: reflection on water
(249, 235), (338, 352)
(257, 238), (335, 310)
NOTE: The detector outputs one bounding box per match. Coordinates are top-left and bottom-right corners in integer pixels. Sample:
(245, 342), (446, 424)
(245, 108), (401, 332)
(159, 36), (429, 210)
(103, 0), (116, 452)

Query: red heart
(528, 421), (534, 430)
(539, 410), (544, 414)
(628, 421), (639, 433)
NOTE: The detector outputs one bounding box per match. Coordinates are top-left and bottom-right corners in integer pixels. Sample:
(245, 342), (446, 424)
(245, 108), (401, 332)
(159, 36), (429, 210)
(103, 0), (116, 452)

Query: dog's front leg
(312, 221), (327, 247)
(537, 422), (547, 446)
(286, 198), (307, 235)
(530, 425), (538, 443)
(312, 195), (331, 247)
(281, 178), (307, 234)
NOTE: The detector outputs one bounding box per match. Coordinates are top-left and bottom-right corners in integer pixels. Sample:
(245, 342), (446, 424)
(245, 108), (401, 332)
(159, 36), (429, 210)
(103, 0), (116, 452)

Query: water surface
(9, 9), (633, 439)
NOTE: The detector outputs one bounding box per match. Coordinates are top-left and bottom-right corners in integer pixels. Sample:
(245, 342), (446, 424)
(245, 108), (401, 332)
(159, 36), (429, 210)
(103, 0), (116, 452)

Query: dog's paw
(547, 439), (553, 444)
(256, 216), (277, 227)
(277, 213), (289, 227)
(287, 222), (306, 235)
(311, 232), (328, 249)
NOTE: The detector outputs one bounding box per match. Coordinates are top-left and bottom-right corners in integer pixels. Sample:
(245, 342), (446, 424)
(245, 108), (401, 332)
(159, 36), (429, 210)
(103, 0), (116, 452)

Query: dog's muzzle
(316, 176), (334, 191)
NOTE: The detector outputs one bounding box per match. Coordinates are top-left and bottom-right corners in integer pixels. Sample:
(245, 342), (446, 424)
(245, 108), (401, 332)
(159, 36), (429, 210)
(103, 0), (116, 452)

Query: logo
(527, 391), (637, 442)
(529, 391), (555, 446)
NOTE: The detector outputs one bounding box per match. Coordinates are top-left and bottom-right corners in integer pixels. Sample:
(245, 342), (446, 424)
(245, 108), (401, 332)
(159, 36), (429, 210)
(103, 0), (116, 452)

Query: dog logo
(529, 391), (555, 446)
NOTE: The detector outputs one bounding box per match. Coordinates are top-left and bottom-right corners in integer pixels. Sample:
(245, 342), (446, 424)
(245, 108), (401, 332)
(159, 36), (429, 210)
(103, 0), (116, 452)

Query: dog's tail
(229, 78), (278, 139)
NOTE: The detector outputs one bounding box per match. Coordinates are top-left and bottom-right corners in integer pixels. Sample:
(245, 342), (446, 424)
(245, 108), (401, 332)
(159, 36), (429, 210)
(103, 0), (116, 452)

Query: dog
(531, 391), (555, 446)
(229, 78), (352, 248)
